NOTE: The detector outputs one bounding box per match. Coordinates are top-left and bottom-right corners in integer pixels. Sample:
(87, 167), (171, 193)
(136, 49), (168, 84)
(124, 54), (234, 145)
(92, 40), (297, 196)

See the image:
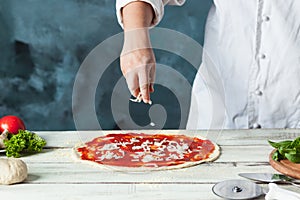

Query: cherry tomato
(0, 115), (26, 134)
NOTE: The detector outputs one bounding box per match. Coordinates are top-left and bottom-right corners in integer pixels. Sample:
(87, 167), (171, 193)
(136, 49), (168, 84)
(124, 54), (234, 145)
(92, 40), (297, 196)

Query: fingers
(124, 71), (140, 97)
(149, 62), (156, 93)
(149, 83), (154, 93)
(120, 47), (156, 104)
(124, 64), (154, 104)
(138, 64), (151, 104)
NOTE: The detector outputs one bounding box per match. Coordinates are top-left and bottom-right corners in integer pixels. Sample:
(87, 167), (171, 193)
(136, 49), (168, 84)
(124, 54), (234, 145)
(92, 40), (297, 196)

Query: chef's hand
(121, 36), (156, 104)
(121, 1), (156, 104)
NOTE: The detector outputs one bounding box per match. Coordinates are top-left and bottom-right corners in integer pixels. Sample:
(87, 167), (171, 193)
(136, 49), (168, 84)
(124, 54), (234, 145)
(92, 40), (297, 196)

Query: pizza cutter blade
(212, 180), (265, 199)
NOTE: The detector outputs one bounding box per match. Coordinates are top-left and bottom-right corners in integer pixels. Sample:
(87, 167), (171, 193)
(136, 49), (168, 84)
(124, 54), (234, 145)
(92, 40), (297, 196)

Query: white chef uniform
(116, 0), (300, 129)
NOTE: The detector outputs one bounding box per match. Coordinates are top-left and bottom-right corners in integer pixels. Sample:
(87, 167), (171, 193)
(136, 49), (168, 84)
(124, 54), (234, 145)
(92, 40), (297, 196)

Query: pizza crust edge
(72, 135), (220, 172)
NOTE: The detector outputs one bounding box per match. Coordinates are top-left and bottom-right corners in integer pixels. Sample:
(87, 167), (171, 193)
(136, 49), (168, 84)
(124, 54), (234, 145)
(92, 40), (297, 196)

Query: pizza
(73, 133), (220, 171)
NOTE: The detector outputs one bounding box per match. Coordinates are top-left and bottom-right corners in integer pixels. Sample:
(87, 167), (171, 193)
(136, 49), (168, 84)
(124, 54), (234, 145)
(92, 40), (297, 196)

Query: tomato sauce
(77, 133), (215, 168)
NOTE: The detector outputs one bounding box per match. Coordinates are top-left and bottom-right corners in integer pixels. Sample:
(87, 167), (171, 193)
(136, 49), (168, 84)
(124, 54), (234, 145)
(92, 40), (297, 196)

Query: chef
(116, 0), (300, 129)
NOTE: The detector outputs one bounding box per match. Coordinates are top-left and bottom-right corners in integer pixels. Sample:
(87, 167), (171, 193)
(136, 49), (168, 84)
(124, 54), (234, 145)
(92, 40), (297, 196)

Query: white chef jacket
(116, 0), (300, 129)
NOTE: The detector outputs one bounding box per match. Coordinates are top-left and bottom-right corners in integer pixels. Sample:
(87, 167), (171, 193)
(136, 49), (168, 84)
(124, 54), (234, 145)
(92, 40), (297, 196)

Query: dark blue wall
(0, 0), (212, 130)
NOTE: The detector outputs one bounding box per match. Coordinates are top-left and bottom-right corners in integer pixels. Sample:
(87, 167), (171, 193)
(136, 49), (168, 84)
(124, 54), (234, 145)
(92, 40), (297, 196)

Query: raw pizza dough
(0, 158), (28, 185)
(73, 133), (220, 171)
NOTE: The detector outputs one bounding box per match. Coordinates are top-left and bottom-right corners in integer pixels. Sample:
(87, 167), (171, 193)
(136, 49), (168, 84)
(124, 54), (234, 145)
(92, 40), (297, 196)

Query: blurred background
(0, 0), (212, 131)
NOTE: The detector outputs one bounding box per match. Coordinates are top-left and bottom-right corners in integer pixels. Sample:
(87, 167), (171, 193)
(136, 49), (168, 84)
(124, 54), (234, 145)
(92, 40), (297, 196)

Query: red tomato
(0, 115), (26, 134)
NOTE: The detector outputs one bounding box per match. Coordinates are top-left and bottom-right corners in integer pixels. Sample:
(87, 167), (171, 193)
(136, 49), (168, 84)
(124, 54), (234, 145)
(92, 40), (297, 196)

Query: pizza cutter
(212, 179), (300, 200)
(212, 179), (264, 199)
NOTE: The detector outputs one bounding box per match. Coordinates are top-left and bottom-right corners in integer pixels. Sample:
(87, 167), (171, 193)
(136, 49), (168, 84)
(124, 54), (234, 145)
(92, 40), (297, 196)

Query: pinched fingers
(149, 63), (156, 93)
(120, 48), (156, 104)
(124, 69), (140, 98)
(138, 64), (153, 104)
(123, 63), (154, 104)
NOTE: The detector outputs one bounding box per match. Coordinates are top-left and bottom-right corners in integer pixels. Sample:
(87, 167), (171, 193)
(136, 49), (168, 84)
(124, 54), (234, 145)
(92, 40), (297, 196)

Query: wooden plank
(217, 145), (274, 163)
(19, 145), (274, 163)
(1, 130), (300, 200)
(0, 183), (269, 200)
(36, 129), (300, 148)
(23, 162), (279, 184)
(2, 183), (299, 200)
(215, 129), (300, 146)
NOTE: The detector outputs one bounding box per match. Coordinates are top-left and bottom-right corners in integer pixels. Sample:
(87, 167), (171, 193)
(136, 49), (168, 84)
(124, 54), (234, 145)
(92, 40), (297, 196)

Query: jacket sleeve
(116, 0), (185, 28)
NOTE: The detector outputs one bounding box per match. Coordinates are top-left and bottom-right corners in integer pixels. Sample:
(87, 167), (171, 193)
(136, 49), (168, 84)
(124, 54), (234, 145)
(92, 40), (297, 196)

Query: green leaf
(278, 146), (295, 155)
(291, 137), (300, 148)
(285, 153), (300, 163)
(269, 136), (300, 163)
(272, 150), (284, 161)
(268, 140), (292, 149)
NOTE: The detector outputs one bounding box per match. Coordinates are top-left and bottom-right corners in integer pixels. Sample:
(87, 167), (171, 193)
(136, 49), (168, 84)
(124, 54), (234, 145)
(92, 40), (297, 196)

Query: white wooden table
(1, 129), (300, 200)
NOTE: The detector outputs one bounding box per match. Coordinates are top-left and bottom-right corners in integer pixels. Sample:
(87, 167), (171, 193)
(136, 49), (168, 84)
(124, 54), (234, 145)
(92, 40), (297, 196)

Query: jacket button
(252, 123), (261, 129)
(255, 90), (263, 96)
(262, 15), (270, 22)
(259, 54), (266, 59)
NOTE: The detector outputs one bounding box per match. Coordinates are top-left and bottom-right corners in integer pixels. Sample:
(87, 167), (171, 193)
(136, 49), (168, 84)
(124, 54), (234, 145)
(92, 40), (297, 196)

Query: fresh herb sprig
(268, 137), (300, 163)
(4, 130), (46, 157)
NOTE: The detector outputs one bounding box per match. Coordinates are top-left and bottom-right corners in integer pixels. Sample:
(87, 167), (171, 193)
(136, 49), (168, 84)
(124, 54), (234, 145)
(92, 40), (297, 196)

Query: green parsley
(4, 130), (46, 158)
(268, 137), (300, 163)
